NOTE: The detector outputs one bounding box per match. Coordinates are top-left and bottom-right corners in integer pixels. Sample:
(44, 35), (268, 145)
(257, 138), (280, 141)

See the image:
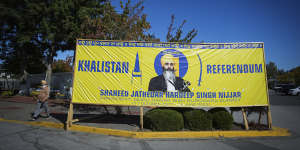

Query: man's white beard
(163, 70), (176, 91)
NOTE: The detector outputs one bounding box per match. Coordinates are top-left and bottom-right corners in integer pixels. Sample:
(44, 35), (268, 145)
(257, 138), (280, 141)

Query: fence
(27, 72), (73, 98)
(0, 70), (20, 92)
(0, 71), (73, 98)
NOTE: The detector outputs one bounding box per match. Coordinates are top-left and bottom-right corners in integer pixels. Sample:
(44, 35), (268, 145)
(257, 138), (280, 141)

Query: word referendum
(207, 64), (263, 74)
(77, 40), (263, 49)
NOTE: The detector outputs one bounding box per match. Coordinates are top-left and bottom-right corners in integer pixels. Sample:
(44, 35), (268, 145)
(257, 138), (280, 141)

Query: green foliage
(30, 90), (39, 97)
(183, 109), (212, 131)
(0, 91), (14, 97)
(266, 62), (300, 86)
(229, 107), (241, 113)
(208, 107), (233, 130)
(1, 0), (159, 76)
(144, 108), (184, 131)
(266, 61), (278, 79)
(166, 14), (197, 43)
(290, 66), (300, 86)
(0, 0), (107, 75)
(83, 0), (157, 41)
(52, 59), (73, 73)
(0, 29), (46, 74)
(167, 107), (194, 114)
(211, 111), (233, 130)
(277, 66), (300, 86)
(208, 107), (228, 114)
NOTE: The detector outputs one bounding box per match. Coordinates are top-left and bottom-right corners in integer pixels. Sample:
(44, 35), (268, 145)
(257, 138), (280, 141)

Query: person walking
(31, 80), (51, 121)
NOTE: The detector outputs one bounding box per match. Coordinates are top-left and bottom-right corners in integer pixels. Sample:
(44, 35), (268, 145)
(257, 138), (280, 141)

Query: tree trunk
(72, 50), (76, 71)
(45, 63), (52, 90)
(45, 46), (54, 90)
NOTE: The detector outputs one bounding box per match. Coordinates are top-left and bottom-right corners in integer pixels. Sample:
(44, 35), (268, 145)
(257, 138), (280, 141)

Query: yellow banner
(72, 40), (269, 107)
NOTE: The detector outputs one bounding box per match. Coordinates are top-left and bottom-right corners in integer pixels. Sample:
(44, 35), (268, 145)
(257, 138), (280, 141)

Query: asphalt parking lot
(0, 92), (300, 150)
(269, 91), (300, 106)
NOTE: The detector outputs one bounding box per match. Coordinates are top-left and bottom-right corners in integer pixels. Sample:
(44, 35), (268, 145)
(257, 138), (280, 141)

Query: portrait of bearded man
(148, 54), (190, 92)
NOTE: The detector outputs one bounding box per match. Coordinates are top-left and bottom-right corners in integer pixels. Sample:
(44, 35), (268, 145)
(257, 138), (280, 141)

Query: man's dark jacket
(148, 75), (190, 92)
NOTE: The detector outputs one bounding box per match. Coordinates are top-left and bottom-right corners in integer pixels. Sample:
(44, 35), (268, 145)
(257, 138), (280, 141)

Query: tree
(290, 67), (300, 86)
(277, 66), (300, 85)
(80, 0), (160, 115)
(166, 14), (198, 43)
(1, 0), (107, 87)
(1, 42), (46, 75)
(52, 58), (73, 73)
(266, 61), (278, 79)
(83, 0), (158, 41)
(1, 0), (159, 84)
(0, 0), (47, 75)
(31, 0), (110, 87)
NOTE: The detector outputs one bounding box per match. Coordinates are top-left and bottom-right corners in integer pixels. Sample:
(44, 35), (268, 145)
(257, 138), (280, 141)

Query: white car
(288, 86), (300, 96)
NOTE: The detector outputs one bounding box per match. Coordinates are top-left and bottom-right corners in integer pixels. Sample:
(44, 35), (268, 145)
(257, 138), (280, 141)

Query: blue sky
(58, 0), (300, 71)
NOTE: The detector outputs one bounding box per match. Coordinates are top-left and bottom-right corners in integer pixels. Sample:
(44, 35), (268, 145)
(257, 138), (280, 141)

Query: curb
(0, 118), (291, 139)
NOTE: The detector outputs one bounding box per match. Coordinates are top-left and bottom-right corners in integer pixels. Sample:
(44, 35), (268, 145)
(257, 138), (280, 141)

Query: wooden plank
(261, 43), (273, 129)
(65, 103), (73, 130)
(242, 108), (249, 130)
(267, 106), (272, 129)
(140, 107), (144, 130)
(72, 119), (79, 123)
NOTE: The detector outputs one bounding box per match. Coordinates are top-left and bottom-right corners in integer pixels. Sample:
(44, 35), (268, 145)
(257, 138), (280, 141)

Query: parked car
(274, 86), (282, 93)
(288, 86), (300, 96)
(274, 84), (296, 95)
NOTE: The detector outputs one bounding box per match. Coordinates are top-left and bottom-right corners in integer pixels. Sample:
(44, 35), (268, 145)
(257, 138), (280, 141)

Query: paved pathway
(0, 95), (300, 150)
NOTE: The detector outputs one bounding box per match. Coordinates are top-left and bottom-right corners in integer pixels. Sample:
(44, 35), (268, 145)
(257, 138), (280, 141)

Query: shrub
(30, 91), (39, 97)
(183, 109), (212, 131)
(211, 111), (233, 130)
(0, 91), (13, 97)
(208, 107), (228, 114)
(170, 107), (194, 113)
(229, 107), (241, 112)
(144, 108), (184, 131)
(229, 107), (241, 115)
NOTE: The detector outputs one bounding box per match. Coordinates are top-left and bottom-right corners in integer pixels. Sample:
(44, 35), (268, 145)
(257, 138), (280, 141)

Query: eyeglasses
(164, 62), (174, 66)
